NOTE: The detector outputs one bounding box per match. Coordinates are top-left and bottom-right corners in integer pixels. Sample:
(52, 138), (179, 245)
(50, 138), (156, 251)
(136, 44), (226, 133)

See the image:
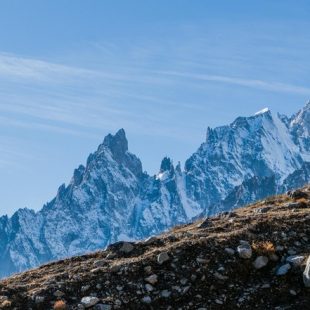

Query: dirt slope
(1, 187), (310, 310)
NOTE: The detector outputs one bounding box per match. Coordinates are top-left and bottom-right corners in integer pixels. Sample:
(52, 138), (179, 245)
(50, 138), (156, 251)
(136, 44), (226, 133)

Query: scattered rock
(145, 284), (154, 292)
(255, 206), (271, 214)
(196, 257), (209, 264)
(286, 255), (305, 267)
(35, 296), (45, 304)
(237, 242), (252, 259)
(225, 248), (235, 255)
(161, 290), (171, 298)
(253, 256), (269, 269)
(142, 296), (152, 304)
(105, 253), (116, 260)
(214, 272), (228, 281)
(145, 274), (158, 285)
(54, 290), (65, 298)
(276, 264), (291, 276)
(144, 236), (158, 245)
(289, 189), (308, 200)
(157, 252), (169, 264)
(198, 218), (212, 228)
(93, 259), (106, 268)
(81, 297), (100, 308)
(144, 266), (152, 274)
(119, 242), (134, 253)
(303, 256), (310, 288)
(81, 285), (90, 292)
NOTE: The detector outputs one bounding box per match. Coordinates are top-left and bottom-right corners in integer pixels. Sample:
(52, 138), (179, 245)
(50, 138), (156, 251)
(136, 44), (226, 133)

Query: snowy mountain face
(1, 103), (310, 277)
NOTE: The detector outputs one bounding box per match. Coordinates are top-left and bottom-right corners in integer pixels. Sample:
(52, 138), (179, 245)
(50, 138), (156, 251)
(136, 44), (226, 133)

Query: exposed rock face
(1, 103), (310, 277)
(0, 188), (309, 309)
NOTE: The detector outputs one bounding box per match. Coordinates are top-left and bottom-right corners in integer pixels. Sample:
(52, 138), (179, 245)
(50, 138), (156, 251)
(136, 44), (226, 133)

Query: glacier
(0, 102), (310, 277)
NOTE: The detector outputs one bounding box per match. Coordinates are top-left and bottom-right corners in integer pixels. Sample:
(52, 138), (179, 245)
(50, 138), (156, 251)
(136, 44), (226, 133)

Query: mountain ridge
(1, 102), (310, 278)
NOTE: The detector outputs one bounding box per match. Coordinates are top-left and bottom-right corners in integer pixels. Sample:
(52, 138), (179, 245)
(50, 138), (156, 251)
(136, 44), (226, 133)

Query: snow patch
(255, 107), (270, 116)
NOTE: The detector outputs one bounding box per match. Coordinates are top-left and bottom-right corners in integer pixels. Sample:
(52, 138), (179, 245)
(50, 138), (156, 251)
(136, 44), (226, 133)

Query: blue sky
(0, 0), (310, 215)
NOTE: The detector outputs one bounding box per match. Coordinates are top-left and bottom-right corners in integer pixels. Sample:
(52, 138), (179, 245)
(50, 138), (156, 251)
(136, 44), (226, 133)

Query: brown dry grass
(296, 197), (308, 204)
(53, 300), (66, 310)
(252, 240), (275, 255)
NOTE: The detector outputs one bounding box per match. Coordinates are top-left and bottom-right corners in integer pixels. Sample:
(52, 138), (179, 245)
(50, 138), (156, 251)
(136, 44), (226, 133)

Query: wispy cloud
(0, 53), (96, 81)
(156, 71), (310, 96)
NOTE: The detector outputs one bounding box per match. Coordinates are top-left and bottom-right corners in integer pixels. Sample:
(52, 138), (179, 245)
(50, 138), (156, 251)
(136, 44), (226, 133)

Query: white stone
(237, 244), (252, 259)
(81, 297), (100, 308)
(157, 252), (169, 264)
(303, 256), (310, 287)
(286, 255), (305, 267)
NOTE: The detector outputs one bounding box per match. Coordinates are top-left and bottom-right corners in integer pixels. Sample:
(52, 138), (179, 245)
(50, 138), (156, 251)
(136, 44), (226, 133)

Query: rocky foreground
(1, 187), (310, 310)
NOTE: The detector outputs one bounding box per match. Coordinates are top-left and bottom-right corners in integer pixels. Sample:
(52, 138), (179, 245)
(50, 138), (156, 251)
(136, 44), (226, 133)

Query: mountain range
(0, 102), (309, 277)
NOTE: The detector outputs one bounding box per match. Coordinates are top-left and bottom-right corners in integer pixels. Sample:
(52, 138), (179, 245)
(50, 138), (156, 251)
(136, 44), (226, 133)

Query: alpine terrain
(0, 186), (310, 309)
(0, 102), (310, 278)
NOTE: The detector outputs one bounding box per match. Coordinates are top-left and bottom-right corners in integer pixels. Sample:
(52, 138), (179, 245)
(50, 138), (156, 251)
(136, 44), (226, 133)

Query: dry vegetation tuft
(252, 240), (275, 255)
(53, 300), (67, 310)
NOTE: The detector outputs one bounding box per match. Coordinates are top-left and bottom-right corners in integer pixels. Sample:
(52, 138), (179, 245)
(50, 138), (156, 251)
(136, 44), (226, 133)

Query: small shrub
(54, 300), (66, 310)
(252, 241), (275, 255)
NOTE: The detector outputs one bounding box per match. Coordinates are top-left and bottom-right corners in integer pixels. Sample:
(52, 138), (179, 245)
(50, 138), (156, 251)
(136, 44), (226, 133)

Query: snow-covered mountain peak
(289, 102), (310, 161)
(254, 107), (270, 116)
(290, 102), (310, 131)
(0, 104), (310, 278)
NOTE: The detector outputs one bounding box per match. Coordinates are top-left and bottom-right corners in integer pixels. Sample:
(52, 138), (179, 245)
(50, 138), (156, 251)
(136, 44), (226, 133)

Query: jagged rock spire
(102, 129), (128, 163)
(160, 157), (174, 173)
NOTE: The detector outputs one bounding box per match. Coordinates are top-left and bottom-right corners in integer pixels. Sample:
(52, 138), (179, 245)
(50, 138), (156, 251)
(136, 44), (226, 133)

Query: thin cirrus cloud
(0, 53), (93, 80)
(1, 52), (309, 95)
(1, 51), (309, 144)
(156, 71), (310, 96)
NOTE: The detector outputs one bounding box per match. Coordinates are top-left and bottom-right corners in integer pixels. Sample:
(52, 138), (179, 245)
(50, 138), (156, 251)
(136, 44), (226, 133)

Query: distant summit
(254, 107), (270, 115)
